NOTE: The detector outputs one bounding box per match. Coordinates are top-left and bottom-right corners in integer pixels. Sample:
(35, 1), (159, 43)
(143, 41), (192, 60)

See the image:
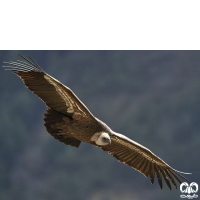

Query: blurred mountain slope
(0, 50), (199, 200)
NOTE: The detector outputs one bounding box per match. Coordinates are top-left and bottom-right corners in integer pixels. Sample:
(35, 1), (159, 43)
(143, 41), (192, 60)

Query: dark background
(0, 51), (199, 200)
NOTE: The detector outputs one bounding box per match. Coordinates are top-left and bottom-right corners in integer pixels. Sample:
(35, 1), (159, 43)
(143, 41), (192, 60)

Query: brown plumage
(3, 55), (191, 190)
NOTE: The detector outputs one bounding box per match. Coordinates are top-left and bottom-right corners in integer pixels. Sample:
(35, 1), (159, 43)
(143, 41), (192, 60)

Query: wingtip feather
(3, 56), (43, 73)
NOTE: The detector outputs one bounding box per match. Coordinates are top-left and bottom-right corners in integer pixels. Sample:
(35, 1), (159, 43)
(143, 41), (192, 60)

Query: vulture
(3, 55), (191, 190)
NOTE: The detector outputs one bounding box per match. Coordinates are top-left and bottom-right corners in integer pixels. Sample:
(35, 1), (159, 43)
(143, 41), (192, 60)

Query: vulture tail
(44, 108), (81, 148)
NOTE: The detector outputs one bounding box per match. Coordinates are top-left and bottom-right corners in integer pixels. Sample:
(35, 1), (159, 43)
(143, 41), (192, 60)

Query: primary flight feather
(3, 55), (191, 190)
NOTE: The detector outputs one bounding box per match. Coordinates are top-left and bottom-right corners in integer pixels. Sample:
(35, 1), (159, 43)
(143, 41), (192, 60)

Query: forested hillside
(0, 51), (199, 200)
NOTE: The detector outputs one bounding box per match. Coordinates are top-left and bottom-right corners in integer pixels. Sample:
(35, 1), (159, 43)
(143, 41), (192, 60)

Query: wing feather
(165, 169), (177, 188)
(168, 169), (182, 184)
(3, 56), (94, 119)
(101, 132), (190, 189)
(133, 156), (144, 168)
(159, 167), (171, 190)
(141, 160), (149, 177)
(154, 163), (163, 189)
(137, 158), (146, 170)
(149, 163), (155, 184)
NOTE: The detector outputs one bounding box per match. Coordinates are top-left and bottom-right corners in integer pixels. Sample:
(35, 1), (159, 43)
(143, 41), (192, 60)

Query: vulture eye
(101, 136), (111, 144)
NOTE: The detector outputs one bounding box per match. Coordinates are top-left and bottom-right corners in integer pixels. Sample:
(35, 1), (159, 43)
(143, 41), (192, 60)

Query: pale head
(91, 132), (111, 146)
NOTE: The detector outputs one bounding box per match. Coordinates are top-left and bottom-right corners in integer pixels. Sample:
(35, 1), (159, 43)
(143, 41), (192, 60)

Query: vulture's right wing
(3, 55), (94, 119)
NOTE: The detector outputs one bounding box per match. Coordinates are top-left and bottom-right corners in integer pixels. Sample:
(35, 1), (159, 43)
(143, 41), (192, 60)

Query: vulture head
(91, 132), (111, 146)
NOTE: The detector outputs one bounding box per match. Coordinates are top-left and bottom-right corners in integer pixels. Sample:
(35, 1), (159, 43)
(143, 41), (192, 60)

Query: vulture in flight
(3, 55), (191, 190)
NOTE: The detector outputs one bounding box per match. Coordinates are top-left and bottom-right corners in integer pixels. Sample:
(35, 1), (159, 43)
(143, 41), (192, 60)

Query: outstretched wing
(101, 132), (190, 190)
(3, 55), (94, 119)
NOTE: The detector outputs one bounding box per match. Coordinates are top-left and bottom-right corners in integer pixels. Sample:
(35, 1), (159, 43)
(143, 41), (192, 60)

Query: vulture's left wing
(101, 132), (190, 190)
